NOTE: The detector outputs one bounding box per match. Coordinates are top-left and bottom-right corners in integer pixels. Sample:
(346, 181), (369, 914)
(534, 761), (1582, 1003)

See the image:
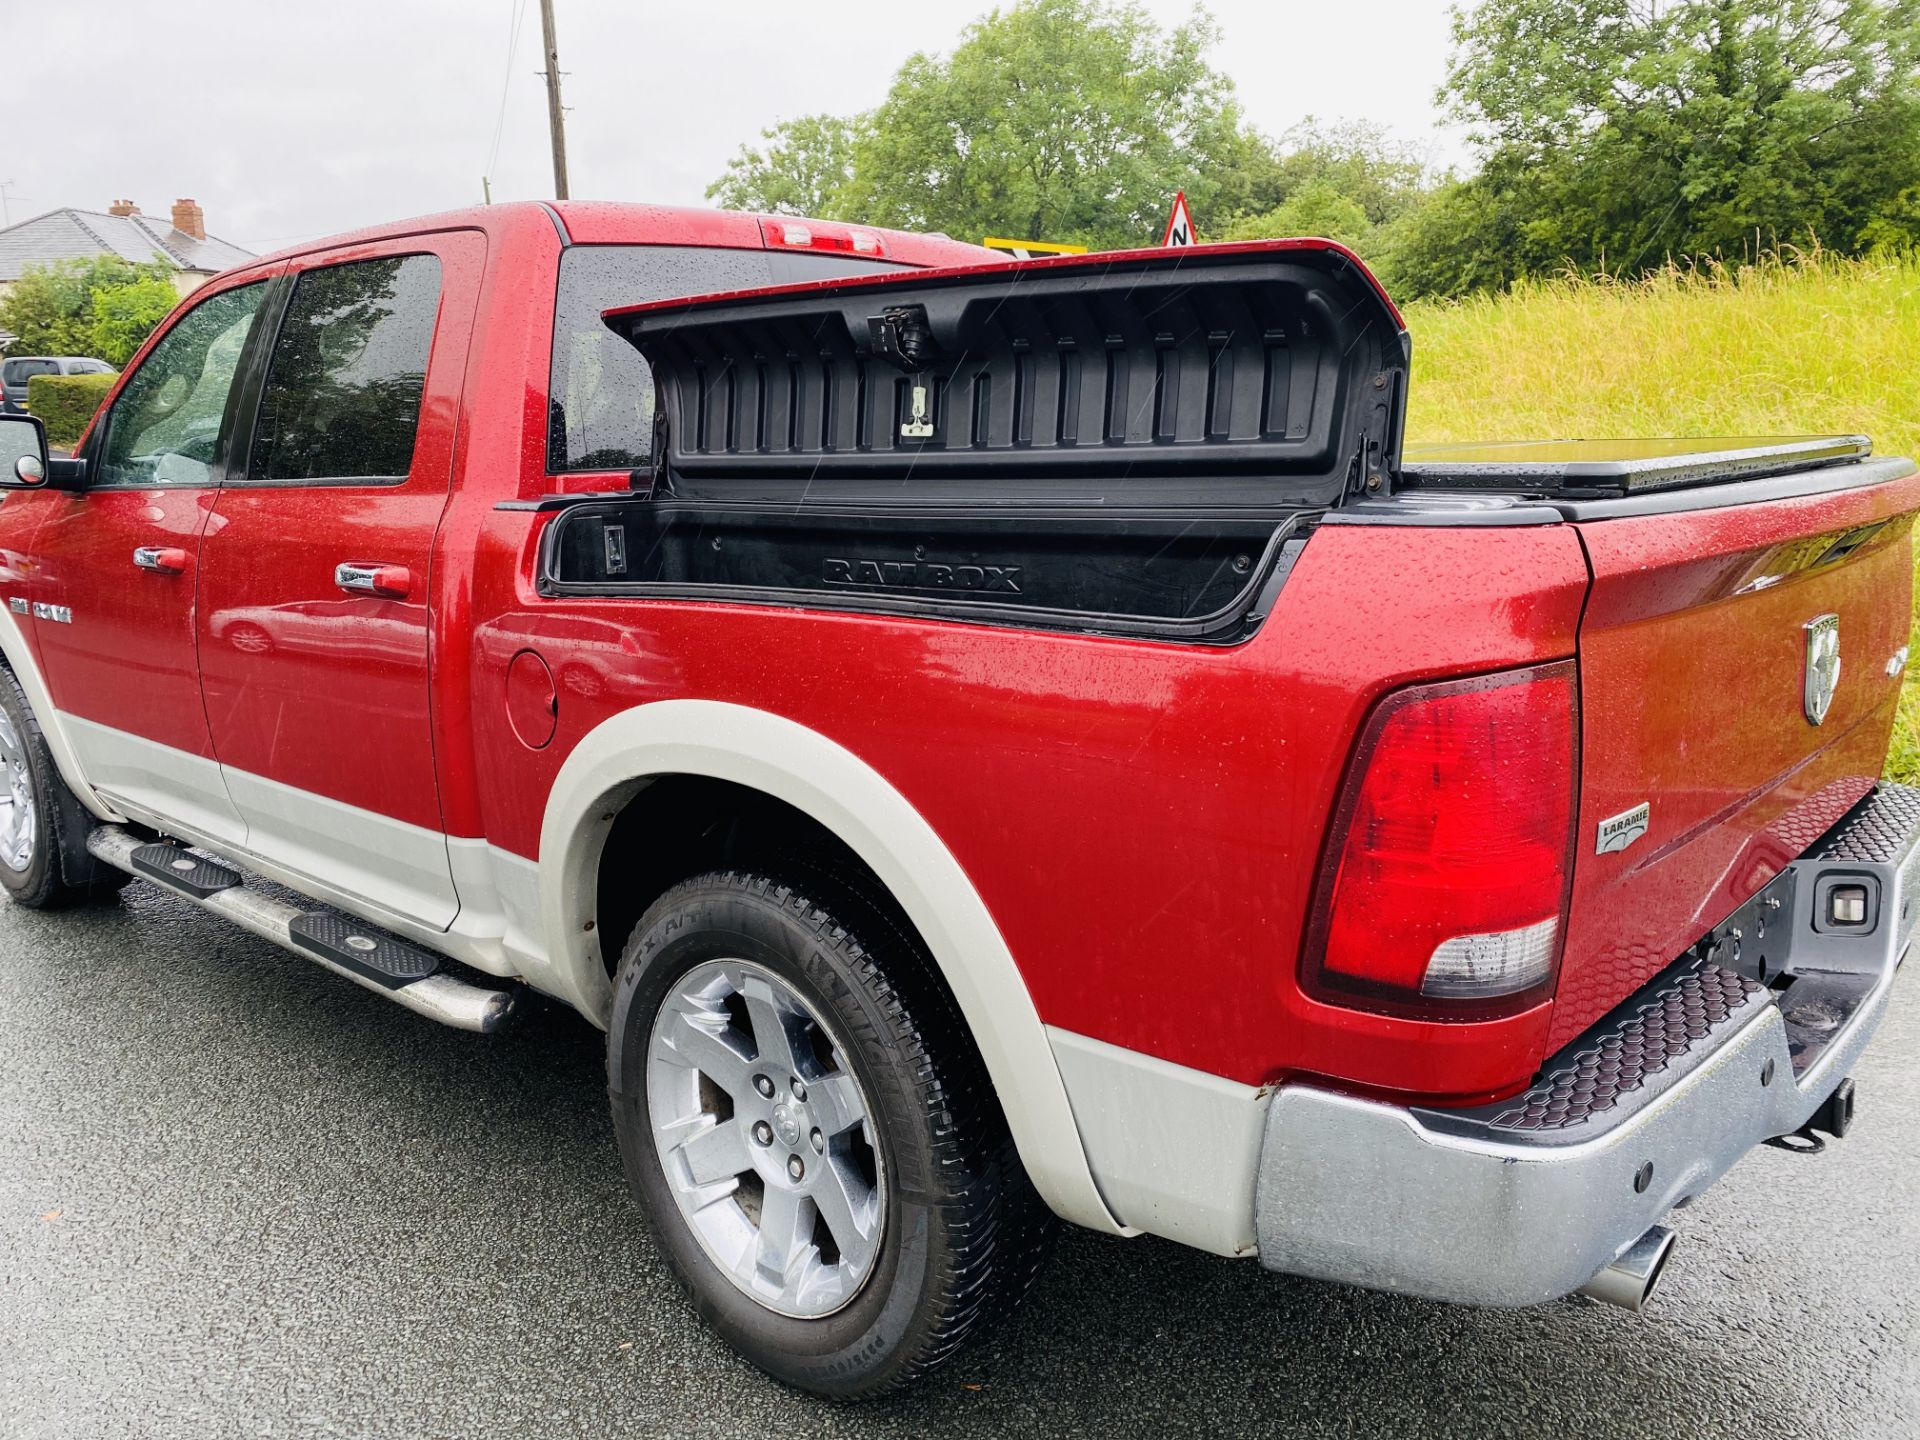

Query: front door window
(96, 282), (265, 489)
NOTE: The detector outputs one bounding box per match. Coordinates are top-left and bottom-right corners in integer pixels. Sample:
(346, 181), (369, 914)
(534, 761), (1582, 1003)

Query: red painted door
(30, 275), (276, 842)
(195, 231), (485, 926)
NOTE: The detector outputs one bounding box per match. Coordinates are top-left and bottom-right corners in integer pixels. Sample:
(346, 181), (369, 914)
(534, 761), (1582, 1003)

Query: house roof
(0, 208), (254, 283)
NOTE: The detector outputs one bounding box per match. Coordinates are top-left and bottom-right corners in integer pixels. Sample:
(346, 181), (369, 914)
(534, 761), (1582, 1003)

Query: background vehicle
(0, 355), (117, 414)
(0, 204), (1909, 1398)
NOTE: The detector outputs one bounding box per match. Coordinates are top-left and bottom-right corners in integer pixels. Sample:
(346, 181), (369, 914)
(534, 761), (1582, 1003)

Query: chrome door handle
(132, 546), (189, 575)
(334, 562), (412, 599)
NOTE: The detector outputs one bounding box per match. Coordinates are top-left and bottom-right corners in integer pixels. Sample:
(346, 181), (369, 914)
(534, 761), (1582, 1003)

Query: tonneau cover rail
(1403, 434), (1873, 498)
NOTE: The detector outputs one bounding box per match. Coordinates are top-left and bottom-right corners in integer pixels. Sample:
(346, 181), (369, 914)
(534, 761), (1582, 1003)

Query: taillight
(1302, 661), (1578, 1019)
(760, 218), (888, 257)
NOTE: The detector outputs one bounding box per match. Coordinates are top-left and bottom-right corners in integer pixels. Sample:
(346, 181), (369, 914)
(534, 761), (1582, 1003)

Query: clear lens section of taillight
(1302, 662), (1578, 1019)
(1421, 915), (1559, 998)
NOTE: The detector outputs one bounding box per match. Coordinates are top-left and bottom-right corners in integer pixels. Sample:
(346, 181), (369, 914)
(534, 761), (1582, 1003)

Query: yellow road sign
(982, 236), (1089, 258)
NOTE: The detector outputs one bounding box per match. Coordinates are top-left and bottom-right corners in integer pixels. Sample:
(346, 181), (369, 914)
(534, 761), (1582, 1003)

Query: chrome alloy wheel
(646, 959), (886, 1318)
(0, 709), (36, 873)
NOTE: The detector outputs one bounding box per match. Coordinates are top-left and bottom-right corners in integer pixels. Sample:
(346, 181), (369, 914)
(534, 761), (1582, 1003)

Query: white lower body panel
(65, 714), (247, 848)
(1047, 1026), (1269, 1256)
(219, 764), (460, 929)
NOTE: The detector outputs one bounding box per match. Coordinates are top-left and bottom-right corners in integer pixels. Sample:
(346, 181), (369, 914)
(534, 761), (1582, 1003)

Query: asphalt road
(3, 882), (1917, 1440)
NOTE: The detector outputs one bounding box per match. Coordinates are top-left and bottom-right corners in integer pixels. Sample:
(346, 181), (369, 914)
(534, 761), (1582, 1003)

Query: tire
(762, 854), (1061, 1322)
(0, 665), (126, 910)
(607, 869), (1053, 1397)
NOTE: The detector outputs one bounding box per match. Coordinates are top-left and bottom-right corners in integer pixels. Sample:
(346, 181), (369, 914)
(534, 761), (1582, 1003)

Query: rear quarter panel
(470, 517), (1589, 1098)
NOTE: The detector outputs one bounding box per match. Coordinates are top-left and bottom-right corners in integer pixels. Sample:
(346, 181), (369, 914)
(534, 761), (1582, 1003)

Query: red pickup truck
(0, 202), (1912, 1397)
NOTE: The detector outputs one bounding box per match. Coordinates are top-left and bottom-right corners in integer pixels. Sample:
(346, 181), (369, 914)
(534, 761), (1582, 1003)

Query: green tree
(1250, 120), (1433, 229)
(1220, 121), (1441, 283)
(0, 262), (99, 356)
(842, 0), (1246, 248)
(1435, 0), (1920, 285)
(707, 0), (1258, 249)
(1223, 180), (1376, 250)
(0, 254), (175, 361)
(706, 114), (861, 217)
(89, 276), (180, 366)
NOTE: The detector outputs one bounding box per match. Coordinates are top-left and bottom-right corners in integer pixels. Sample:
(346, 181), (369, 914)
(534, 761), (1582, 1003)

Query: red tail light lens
(1302, 662), (1578, 1019)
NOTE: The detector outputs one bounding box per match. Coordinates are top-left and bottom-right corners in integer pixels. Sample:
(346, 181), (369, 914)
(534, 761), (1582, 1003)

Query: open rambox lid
(602, 240), (1409, 508)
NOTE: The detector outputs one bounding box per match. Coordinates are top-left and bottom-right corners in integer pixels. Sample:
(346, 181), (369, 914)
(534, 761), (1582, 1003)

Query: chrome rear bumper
(1252, 781), (1917, 1306)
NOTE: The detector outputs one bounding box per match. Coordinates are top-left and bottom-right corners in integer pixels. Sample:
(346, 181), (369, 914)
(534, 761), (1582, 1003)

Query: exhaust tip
(1576, 1225), (1677, 1314)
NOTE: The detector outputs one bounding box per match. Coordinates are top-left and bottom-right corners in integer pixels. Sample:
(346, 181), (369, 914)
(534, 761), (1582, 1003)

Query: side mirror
(0, 414), (50, 489)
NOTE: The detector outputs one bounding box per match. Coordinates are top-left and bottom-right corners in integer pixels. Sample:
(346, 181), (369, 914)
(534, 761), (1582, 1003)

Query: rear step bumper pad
(85, 826), (514, 1034)
(1251, 781), (1916, 1308)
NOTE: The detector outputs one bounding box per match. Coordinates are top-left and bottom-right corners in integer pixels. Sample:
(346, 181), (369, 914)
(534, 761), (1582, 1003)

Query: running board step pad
(288, 912), (441, 991)
(129, 842), (243, 898)
(85, 825), (512, 1034)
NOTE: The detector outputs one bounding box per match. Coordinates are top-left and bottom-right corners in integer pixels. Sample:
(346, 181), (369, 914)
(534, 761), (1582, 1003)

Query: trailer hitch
(1764, 1076), (1856, 1154)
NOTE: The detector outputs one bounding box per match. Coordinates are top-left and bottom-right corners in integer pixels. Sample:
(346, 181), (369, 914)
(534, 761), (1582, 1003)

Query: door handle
(132, 546), (189, 575)
(335, 562), (412, 599)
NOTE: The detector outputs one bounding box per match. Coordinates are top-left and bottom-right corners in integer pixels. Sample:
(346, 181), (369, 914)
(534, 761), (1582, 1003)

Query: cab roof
(240, 201), (996, 276)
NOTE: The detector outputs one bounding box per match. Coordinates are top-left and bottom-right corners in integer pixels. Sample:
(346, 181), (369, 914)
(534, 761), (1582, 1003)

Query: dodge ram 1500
(0, 202), (1910, 1397)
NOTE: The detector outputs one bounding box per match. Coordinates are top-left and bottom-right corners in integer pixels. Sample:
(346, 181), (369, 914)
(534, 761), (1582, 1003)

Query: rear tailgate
(1552, 465), (1920, 1049)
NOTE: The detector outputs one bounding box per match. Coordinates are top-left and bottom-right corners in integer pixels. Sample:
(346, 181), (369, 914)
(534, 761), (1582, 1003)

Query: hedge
(24, 372), (115, 448)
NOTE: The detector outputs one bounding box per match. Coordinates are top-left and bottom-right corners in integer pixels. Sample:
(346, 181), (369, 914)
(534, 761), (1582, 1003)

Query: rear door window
(246, 253), (442, 484)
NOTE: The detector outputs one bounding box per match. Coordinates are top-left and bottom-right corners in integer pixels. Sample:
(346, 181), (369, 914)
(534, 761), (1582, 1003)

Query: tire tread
(612, 866), (1054, 1396)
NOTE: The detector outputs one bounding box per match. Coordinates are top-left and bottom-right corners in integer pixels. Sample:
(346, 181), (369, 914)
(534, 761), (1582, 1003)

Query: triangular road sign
(1161, 191), (1197, 247)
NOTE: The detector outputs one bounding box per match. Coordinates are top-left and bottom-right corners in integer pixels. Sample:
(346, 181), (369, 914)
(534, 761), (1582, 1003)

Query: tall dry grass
(1399, 248), (1920, 782)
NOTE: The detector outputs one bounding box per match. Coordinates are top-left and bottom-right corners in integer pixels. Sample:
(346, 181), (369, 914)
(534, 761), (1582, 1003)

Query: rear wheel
(0, 666), (126, 910)
(608, 869), (1052, 1397)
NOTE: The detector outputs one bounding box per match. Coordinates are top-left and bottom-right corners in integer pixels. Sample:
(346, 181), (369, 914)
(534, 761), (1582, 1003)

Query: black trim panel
(538, 496), (1312, 643)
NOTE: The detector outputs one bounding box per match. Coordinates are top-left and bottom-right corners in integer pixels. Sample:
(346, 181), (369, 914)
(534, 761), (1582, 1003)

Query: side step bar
(87, 825), (517, 1034)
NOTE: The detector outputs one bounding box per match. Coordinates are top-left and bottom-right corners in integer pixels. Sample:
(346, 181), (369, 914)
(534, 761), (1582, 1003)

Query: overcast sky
(6, 0), (1472, 255)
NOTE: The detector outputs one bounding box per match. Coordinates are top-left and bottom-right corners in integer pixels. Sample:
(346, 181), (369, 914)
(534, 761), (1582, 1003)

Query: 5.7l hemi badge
(1596, 801), (1651, 855)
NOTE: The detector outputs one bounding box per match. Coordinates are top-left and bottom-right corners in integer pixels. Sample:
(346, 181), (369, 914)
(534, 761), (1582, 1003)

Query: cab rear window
(546, 245), (906, 475)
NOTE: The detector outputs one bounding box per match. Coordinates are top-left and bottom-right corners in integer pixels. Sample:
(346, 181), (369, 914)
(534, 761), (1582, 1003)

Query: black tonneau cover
(1403, 434), (1872, 498)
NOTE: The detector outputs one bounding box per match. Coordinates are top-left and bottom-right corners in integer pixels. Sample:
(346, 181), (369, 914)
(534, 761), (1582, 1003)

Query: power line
(484, 0), (533, 193)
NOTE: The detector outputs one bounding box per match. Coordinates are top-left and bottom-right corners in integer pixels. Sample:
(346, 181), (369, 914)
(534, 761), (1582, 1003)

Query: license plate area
(1690, 867), (1798, 985)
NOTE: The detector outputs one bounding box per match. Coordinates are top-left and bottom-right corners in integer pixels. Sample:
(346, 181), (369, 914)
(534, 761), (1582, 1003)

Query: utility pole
(0, 182), (14, 227)
(537, 0), (570, 201)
